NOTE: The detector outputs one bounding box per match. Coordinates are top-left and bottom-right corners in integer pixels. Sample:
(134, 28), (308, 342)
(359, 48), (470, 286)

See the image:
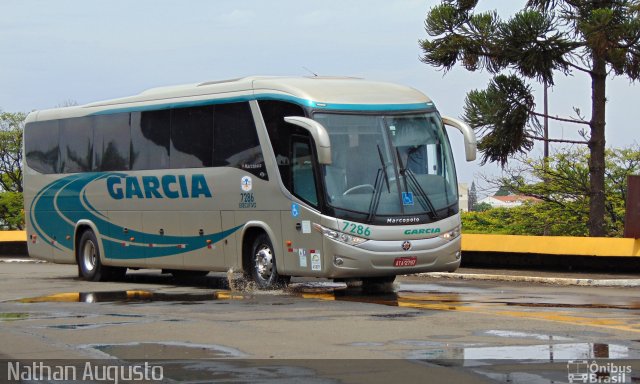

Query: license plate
(393, 256), (417, 267)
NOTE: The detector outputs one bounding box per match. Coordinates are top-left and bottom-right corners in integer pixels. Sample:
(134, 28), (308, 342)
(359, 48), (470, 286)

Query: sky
(1, 0), (638, 192)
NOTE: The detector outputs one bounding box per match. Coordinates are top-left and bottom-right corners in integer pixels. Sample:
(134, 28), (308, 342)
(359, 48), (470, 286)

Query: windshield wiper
(366, 145), (391, 223)
(377, 145), (390, 193)
(396, 148), (439, 220)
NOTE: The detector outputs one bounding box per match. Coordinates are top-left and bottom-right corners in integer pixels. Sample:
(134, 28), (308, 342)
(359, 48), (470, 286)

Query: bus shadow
(123, 272), (231, 290)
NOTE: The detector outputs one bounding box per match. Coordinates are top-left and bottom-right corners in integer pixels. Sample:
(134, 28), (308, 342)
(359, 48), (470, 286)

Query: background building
(478, 194), (541, 208)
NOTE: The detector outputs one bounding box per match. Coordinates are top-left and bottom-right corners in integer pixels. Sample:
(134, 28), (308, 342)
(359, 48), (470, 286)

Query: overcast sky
(1, 0), (638, 187)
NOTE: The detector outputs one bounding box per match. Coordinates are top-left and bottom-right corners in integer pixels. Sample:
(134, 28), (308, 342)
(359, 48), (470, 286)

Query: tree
(0, 112), (25, 193)
(420, 0), (640, 236)
(474, 146), (640, 236)
(0, 191), (24, 230)
(0, 111), (25, 230)
(462, 201), (590, 236)
(473, 201), (492, 212)
(494, 183), (513, 197)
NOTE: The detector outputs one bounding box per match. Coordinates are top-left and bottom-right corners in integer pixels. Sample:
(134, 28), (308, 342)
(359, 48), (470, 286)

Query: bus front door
(280, 136), (324, 276)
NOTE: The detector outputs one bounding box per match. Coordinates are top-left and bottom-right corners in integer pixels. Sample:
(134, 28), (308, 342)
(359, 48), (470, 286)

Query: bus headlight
(313, 224), (368, 246)
(439, 226), (461, 241)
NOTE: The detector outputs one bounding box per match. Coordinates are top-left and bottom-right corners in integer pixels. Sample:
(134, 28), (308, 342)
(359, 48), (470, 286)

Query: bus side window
(25, 120), (60, 174)
(213, 102), (266, 179)
(93, 113), (130, 171)
(291, 137), (319, 207)
(60, 117), (93, 173)
(259, 100), (306, 188)
(131, 110), (170, 170)
(170, 106), (213, 168)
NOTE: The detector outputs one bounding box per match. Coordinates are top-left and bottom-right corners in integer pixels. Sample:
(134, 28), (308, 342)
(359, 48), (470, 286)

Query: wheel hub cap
(255, 246), (273, 280)
(82, 241), (96, 272)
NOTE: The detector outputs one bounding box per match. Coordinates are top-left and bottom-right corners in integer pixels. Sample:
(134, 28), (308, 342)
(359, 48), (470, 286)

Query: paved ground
(0, 261), (639, 383)
(420, 267), (640, 287)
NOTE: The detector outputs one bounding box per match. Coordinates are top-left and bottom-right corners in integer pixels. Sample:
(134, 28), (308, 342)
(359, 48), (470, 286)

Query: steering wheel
(343, 184), (375, 195)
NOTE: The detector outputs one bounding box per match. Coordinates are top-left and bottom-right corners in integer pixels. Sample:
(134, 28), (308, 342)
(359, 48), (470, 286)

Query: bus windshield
(315, 112), (458, 222)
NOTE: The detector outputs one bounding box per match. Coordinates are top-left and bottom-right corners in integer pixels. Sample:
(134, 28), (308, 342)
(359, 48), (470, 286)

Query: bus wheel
(249, 233), (287, 289)
(77, 230), (125, 281)
(78, 230), (105, 281)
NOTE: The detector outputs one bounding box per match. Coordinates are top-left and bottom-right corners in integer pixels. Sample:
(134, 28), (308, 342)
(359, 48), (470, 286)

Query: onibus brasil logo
(567, 360), (632, 383)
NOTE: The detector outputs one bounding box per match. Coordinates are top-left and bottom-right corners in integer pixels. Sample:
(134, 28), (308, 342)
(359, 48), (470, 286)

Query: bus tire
(77, 230), (125, 281)
(248, 233), (288, 289)
(77, 230), (105, 281)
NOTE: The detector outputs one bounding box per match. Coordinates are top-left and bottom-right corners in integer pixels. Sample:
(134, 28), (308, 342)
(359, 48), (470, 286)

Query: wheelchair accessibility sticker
(291, 203), (300, 217)
(402, 192), (414, 206)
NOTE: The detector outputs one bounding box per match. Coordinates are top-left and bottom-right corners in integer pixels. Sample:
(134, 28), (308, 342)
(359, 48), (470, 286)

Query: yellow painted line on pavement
(304, 293), (640, 334)
(403, 299), (640, 333)
(492, 309), (640, 334)
(398, 298), (640, 334)
(302, 293), (336, 301)
(16, 292), (80, 303)
(217, 292), (248, 300)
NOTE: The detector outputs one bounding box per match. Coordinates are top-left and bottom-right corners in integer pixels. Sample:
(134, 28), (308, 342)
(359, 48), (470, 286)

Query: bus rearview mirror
(284, 116), (332, 165)
(442, 116), (477, 162)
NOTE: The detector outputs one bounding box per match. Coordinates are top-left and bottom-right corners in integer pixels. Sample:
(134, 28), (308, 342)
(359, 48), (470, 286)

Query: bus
(23, 76), (476, 289)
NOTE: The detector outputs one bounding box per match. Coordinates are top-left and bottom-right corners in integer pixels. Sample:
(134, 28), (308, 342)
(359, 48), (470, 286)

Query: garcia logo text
(403, 228), (441, 235)
(107, 174), (212, 200)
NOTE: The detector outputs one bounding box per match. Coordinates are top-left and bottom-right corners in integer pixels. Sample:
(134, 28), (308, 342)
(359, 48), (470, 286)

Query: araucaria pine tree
(420, 0), (640, 236)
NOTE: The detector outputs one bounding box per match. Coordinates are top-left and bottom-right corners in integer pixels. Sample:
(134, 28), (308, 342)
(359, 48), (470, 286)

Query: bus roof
(28, 76), (435, 122)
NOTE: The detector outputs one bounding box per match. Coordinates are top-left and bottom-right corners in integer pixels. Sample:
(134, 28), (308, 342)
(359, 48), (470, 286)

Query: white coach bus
(23, 76), (476, 288)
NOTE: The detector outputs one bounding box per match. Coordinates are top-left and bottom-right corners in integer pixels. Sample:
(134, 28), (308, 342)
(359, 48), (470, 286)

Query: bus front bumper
(321, 235), (461, 279)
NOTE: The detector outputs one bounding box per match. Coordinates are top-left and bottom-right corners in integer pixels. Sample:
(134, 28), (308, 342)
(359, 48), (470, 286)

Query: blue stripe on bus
(89, 93), (433, 115)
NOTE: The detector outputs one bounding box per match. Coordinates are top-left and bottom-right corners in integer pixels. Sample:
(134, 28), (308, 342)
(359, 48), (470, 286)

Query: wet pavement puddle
(409, 342), (632, 360)
(417, 342), (640, 384)
(9, 281), (640, 334)
(297, 282), (640, 334)
(86, 341), (246, 359)
(15, 291), (199, 304)
(481, 330), (574, 341)
(10, 290), (248, 304)
(77, 342), (344, 383)
(12, 280), (639, 309)
(47, 322), (138, 330)
(7, 280), (640, 383)
(79, 340), (639, 383)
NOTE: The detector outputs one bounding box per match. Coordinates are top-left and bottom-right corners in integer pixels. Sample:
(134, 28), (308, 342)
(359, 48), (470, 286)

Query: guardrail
(2, 231), (640, 256)
(462, 233), (640, 257)
(461, 233), (640, 272)
(0, 231), (27, 257)
(0, 230), (26, 242)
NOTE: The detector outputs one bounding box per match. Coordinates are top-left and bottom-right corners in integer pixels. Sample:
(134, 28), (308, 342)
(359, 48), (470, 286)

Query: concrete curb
(419, 272), (640, 287)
